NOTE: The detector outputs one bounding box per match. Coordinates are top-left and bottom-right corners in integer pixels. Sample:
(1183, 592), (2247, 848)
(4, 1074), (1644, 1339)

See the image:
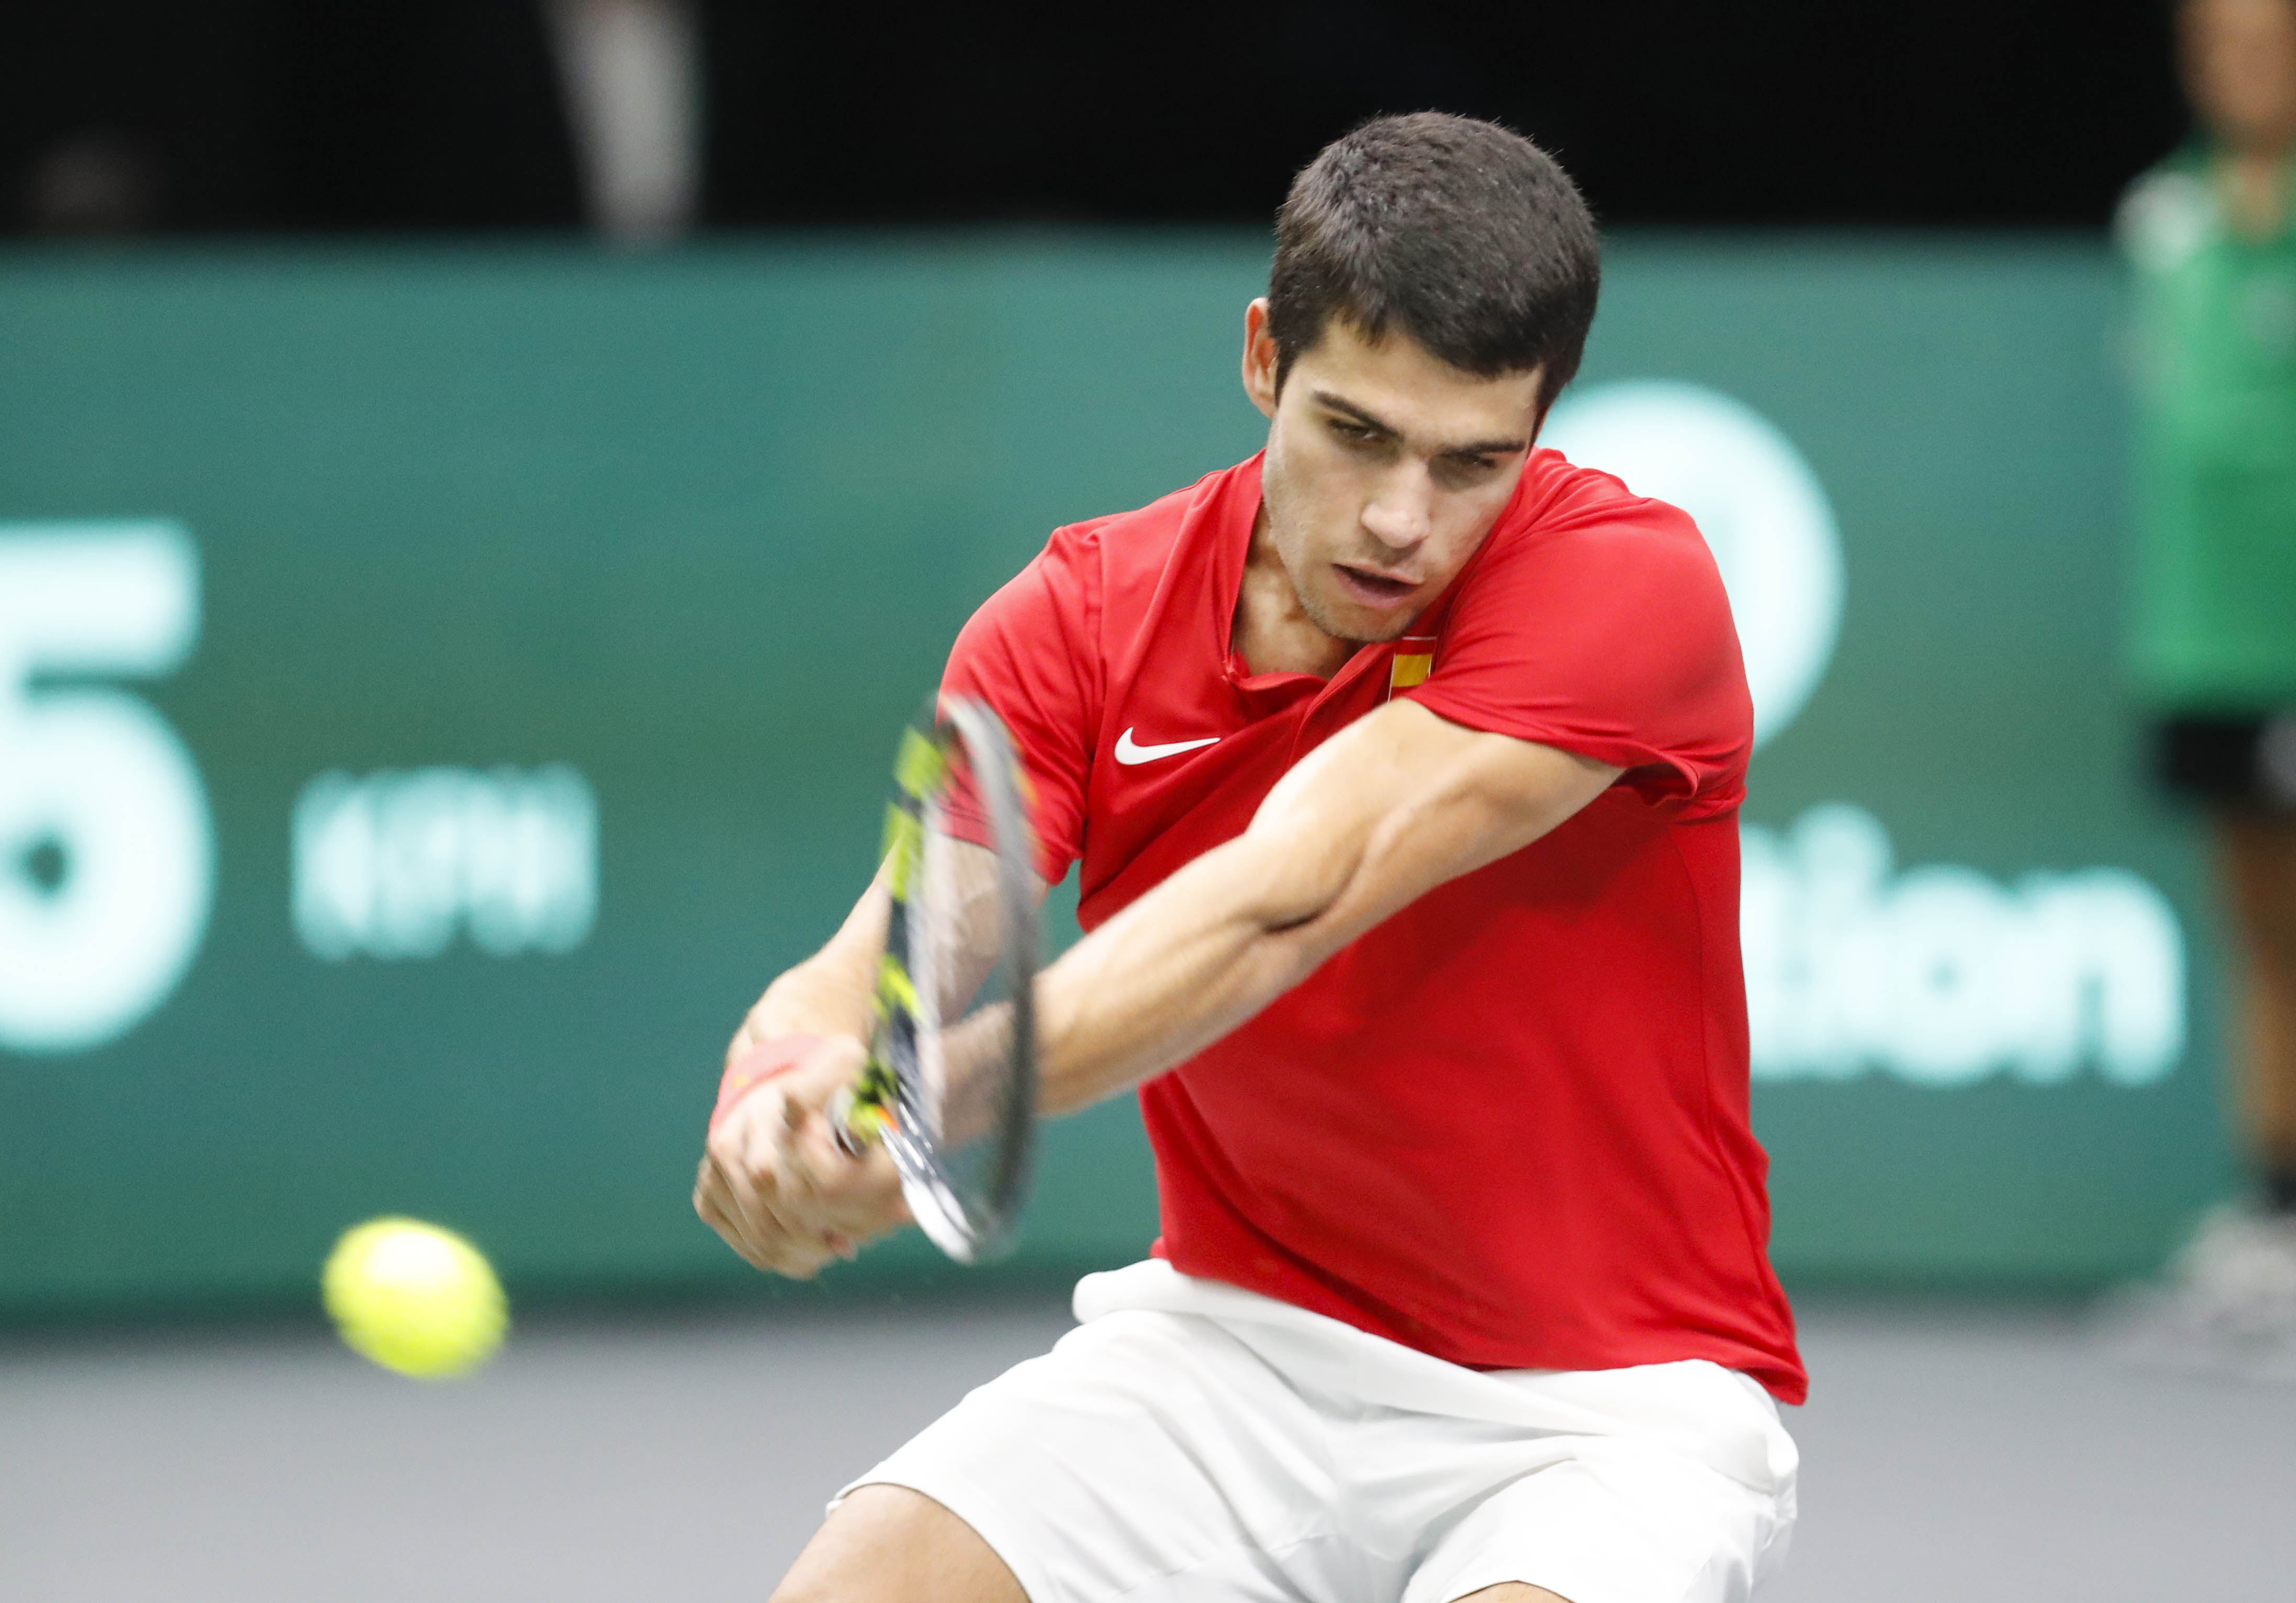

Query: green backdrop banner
(0, 235), (2225, 1317)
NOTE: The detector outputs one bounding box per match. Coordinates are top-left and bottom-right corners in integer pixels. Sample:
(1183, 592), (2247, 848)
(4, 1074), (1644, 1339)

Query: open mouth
(1333, 563), (1417, 607)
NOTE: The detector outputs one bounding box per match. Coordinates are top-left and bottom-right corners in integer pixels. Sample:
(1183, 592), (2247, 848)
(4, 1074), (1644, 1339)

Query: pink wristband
(709, 1033), (825, 1134)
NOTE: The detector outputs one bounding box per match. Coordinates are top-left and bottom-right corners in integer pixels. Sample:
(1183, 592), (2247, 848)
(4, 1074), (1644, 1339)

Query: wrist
(711, 1032), (826, 1134)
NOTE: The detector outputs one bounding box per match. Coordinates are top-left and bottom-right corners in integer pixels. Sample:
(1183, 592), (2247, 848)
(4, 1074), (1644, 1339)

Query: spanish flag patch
(1387, 635), (1437, 698)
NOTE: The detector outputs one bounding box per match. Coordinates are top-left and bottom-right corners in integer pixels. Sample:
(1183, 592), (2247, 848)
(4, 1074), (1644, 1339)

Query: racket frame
(834, 694), (1038, 1264)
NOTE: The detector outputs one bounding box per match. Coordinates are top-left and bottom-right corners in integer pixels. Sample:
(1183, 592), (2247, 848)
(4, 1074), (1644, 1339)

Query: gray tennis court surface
(4, 1294), (2291, 1601)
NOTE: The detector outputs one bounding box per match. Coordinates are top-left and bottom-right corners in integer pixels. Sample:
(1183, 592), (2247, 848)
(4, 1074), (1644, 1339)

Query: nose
(1360, 463), (1434, 555)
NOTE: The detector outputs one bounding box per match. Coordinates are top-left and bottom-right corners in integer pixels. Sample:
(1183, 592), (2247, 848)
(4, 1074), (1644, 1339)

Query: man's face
(2183, 0), (2296, 153)
(1243, 302), (1545, 645)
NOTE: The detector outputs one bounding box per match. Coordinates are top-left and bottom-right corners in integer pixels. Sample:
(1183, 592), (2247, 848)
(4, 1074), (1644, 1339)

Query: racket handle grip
(829, 1086), (869, 1156)
(832, 1055), (899, 1155)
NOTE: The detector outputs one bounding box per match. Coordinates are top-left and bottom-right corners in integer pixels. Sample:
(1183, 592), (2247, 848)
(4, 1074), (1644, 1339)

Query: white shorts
(838, 1261), (1798, 1603)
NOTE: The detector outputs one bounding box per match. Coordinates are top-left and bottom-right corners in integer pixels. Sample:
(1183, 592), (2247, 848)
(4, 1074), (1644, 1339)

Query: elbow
(1252, 801), (1419, 953)
(1245, 880), (1372, 993)
(1234, 821), (1366, 938)
(1260, 926), (1338, 997)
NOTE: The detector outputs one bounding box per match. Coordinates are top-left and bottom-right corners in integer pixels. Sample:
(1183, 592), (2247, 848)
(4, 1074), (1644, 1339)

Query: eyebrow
(1309, 391), (1531, 459)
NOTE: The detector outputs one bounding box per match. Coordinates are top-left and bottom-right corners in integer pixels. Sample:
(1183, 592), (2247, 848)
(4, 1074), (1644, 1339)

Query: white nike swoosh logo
(1114, 727), (1221, 765)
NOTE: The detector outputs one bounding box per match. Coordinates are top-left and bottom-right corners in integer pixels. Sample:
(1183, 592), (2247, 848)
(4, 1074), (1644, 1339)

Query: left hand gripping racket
(831, 694), (1040, 1264)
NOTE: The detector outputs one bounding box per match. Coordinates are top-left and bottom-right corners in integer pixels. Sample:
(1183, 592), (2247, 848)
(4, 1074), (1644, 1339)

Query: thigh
(830, 1310), (1345, 1603)
(775, 1484), (1026, 1603)
(1403, 1444), (1791, 1603)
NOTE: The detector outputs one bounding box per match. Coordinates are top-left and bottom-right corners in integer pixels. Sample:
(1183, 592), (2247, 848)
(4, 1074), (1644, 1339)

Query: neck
(1232, 503), (1359, 679)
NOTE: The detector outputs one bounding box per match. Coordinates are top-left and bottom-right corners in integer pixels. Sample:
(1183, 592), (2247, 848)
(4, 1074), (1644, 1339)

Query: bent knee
(772, 1484), (1027, 1603)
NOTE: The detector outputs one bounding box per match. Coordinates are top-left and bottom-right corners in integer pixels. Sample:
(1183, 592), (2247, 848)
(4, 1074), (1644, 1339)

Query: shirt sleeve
(940, 524), (1101, 883)
(1403, 494), (1751, 812)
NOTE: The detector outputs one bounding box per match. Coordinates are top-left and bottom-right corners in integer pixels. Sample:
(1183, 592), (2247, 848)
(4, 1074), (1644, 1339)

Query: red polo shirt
(942, 450), (1804, 1403)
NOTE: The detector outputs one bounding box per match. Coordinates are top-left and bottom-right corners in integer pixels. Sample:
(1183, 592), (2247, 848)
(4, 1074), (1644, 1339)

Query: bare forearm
(750, 952), (873, 1042)
(1033, 831), (1333, 1112)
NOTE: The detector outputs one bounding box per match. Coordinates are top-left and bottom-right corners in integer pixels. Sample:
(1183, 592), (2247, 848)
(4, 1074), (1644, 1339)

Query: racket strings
(864, 697), (1038, 1262)
(912, 790), (1022, 1168)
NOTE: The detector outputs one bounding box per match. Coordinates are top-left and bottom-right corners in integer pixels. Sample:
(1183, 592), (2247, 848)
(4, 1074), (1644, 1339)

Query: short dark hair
(1267, 113), (1600, 413)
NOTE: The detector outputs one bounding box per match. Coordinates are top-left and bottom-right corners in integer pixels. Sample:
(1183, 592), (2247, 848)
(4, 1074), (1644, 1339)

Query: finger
(694, 1158), (728, 1233)
(712, 1135), (848, 1275)
(703, 1087), (853, 1276)
(694, 1155), (743, 1242)
(740, 1109), (836, 1239)
(767, 1088), (841, 1220)
(713, 1152), (798, 1259)
(694, 1161), (759, 1259)
(795, 1105), (909, 1232)
(705, 1144), (819, 1268)
(716, 1093), (802, 1214)
(781, 1120), (883, 1247)
(697, 1156), (782, 1270)
(715, 1070), (885, 1264)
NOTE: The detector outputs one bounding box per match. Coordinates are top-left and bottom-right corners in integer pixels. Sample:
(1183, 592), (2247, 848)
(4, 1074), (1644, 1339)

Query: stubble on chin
(1294, 575), (1418, 647)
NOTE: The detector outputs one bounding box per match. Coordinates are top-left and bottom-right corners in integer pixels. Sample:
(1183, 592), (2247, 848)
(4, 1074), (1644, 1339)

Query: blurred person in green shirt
(2114, 0), (2296, 1378)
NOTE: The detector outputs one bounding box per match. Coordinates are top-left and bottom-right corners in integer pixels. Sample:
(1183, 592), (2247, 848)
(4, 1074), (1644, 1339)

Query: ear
(1241, 298), (1280, 421)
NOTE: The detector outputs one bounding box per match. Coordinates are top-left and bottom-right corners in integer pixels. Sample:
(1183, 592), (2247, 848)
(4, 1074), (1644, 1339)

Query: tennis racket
(830, 694), (1040, 1264)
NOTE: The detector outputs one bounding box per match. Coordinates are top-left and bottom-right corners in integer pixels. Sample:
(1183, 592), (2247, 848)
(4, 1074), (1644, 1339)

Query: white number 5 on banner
(0, 524), (213, 1054)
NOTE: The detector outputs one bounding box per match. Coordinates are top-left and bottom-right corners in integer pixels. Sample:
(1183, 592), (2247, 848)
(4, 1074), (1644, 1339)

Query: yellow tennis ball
(321, 1217), (508, 1379)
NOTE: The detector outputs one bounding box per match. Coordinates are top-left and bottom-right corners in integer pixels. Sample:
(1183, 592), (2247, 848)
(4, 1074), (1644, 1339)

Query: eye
(1432, 454), (1505, 491)
(1327, 419), (1379, 444)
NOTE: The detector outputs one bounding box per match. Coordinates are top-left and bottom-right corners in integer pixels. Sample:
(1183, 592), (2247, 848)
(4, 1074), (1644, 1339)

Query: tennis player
(697, 113), (1804, 1603)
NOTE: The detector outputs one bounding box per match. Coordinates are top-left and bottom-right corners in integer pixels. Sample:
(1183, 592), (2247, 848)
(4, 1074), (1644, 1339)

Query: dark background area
(5, 0), (2188, 236)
